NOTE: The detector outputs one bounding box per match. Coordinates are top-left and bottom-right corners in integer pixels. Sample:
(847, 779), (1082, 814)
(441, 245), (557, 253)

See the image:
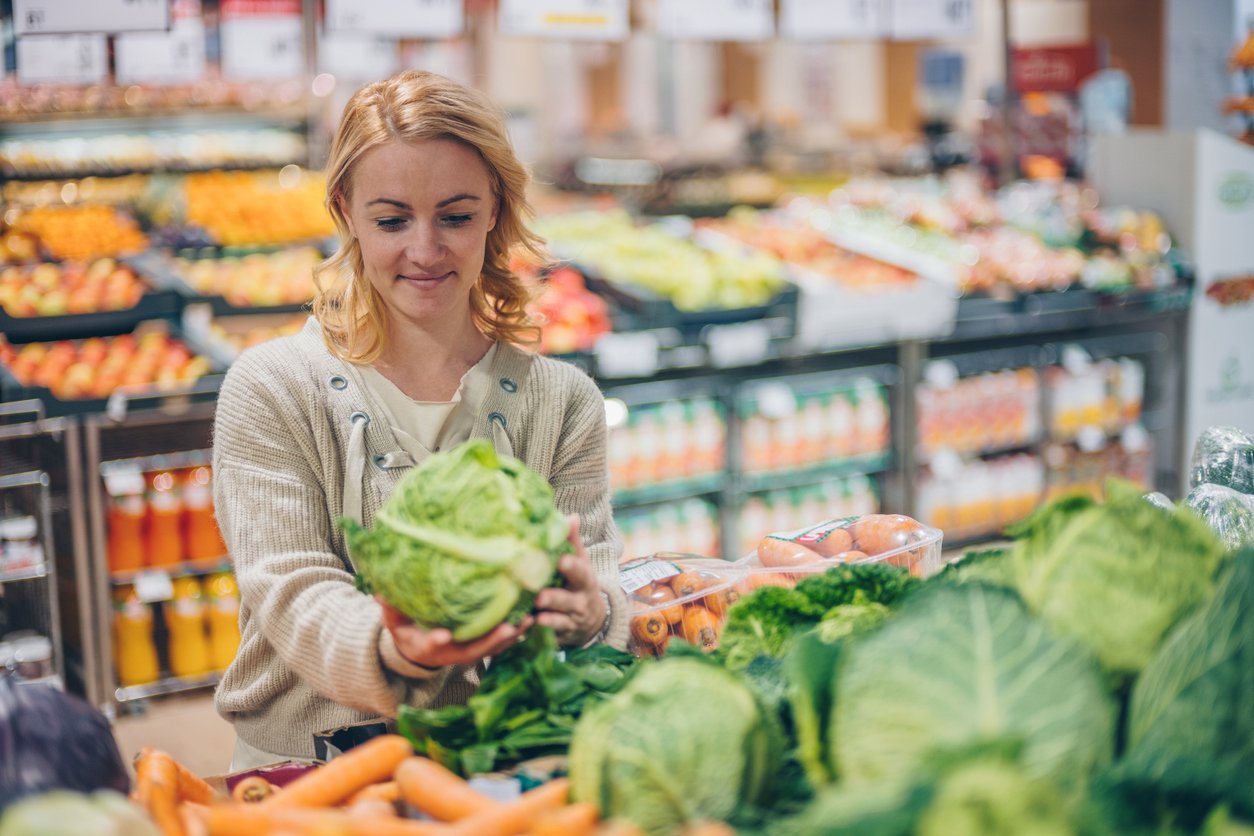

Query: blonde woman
(211, 71), (628, 769)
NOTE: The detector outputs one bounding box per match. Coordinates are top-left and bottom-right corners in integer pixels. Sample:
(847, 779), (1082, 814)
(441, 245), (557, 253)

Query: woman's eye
(443, 214), (473, 226)
(374, 218), (406, 231)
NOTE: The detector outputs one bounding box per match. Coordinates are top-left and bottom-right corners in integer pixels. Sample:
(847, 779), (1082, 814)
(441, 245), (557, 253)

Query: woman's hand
(379, 599), (533, 669)
(534, 515), (608, 647)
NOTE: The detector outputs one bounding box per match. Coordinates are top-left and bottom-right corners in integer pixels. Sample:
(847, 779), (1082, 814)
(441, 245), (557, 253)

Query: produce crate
(0, 289), (182, 342)
(621, 555), (745, 658)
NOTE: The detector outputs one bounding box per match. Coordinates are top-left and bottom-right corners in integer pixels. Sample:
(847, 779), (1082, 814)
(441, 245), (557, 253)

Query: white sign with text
(889, 0), (976, 40)
(780, 0), (888, 40)
(221, 14), (303, 80)
(657, 0), (774, 41)
(16, 33), (108, 84)
(14, 0), (169, 35)
(325, 0), (463, 38)
(116, 19), (207, 85)
(498, 0), (629, 40)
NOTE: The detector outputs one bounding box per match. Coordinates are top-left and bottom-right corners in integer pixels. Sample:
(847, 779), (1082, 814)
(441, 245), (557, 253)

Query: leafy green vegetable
(343, 439), (571, 641)
(568, 655), (784, 835)
(1008, 479), (1226, 675)
(397, 627), (636, 775)
(1191, 425), (1254, 495)
(786, 630), (844, 788)
(0, 791), (160, 836)
(834, 583), (1115, 799)
(937, 547), (1016, 589)
(1104, 549), (1254, 828)
(1186, 484), (1254, 552)
(814, 602), (890, 644)
(719, 564), (917, 671)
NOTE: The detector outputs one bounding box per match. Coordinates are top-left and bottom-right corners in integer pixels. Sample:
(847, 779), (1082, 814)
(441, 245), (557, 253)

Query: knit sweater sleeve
(545, 365), (630, 651)
(212, 349), (450, 718)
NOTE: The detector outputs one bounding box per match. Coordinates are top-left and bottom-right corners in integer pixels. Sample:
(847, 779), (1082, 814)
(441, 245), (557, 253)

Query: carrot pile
(131, 735), (642, 836)
(627, 568), (740, 657)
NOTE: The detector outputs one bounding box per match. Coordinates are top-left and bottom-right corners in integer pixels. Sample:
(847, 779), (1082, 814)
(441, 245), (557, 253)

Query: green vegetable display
(1190, 425), (1254, 494)
(1186, 484), (1254, 552)
(0, 791), (159, 836)
(568, 656), (784, 835)
(397, 627), (636, 775)
(343, 439), (571, 641)
(833, 583), (1115, 799)
(1005, 479), (1225, 675)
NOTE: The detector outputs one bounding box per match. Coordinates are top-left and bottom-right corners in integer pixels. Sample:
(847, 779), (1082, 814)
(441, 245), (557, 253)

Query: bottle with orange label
(112, 585), (159, 687)
(205, 571), (241, 672)
(166, 576), (211, 679)
(145, 469), (184, 569)
(106, 488), (145, 574)
(183, 466), (226, 563)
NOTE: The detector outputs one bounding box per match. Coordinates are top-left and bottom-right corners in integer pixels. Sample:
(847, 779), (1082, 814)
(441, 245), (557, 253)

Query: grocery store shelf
(918, 438), (1043, 464)
(742, 453), (892, 494)
(99, 448), (211, 477)
(115, 671), (221, 704)
(950, 286), (1191, 341)
(109, 557), (231, 587)
(939, 531), (1015, 552)
(14, 674), (64, 690)
(0, 565), (49, 584)
(613, 475), (726, 508)
(1, 159), (308, 182)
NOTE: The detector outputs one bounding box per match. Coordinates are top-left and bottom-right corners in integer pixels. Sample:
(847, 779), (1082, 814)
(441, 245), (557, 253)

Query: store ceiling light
(604, 397), (628, 429)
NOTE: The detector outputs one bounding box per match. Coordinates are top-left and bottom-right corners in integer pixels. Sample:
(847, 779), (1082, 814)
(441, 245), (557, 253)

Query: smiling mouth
(397, 272), (453, 285)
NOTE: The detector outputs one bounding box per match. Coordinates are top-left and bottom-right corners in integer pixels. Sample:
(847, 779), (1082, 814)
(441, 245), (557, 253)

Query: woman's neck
(370, 312), (493, 402)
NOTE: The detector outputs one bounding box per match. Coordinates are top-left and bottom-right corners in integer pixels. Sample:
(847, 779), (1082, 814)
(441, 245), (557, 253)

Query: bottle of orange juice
(145, 469), (183, 569)
(106, 489), (145, 573)
(183, 466), (226, 563)
(166, 576), (211, 679)
(113, 585), (159, 687)
(205, 571), (241, 672)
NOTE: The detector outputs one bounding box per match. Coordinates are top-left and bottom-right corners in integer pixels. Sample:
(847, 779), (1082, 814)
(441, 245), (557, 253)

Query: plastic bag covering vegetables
(1186, 483), (1254, 552)
(1003, 478), (1226, 675)
(828, 583), (1115, 800)
(1191, 425), (1254, 494)
(342, 439), (571, 641)
(0, 791), (159, 836)
(0, 680), (130, 812)
(569, 656), (784, 835)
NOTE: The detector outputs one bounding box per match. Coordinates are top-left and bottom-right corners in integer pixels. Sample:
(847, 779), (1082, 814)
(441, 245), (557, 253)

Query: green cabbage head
(569, 656), (784, 835)
(342, 439), (570, 641)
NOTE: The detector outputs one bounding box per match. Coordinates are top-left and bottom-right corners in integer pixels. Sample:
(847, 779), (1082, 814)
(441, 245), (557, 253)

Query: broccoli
(795, 564), (919, 611)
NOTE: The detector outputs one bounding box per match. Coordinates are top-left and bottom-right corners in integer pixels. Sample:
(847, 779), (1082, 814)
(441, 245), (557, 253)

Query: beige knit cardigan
(212, 319), (629, 759)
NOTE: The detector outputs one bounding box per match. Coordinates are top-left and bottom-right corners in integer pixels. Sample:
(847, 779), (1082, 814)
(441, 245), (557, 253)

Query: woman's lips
(397, 272), (452, 286)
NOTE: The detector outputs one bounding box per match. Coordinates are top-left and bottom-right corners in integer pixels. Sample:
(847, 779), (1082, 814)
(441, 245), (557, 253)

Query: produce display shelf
(100, 448), (211, 477)
(0, 564), (49, 584)
(938, 531), (1013, 552)
(0, 291), (183, 343)
(613, 475), (726, 508)
(108, 558), (231, 588)
(0, 159), (309, 182)
(918, 439), (1044, 464)
(950, 285), (1192, 340)
(742, 452), (892, 494)
(115, 671), (221, 704)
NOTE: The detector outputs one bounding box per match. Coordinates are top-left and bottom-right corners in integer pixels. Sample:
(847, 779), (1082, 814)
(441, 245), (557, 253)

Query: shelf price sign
(220, 0), (303, 81)
(889, 0), (975, 40)
(116, 19), (207, 84)
(318, 32), (401, 81)
(780, 0), (889, 41)
(498, 0), (629, 41)
(657, 0), (774, 41)
(15, 33), (108, 84)
(14, 0), (170, 35)
(325, 0), (463, 38)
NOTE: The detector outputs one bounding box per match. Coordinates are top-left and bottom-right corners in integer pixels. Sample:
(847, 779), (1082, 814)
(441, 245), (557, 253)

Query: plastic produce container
(620, 554), (746, 658)
(736, 514), (944, 589)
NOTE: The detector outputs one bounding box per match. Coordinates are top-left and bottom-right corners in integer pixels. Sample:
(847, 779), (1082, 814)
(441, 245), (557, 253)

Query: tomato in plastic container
(619, 554), (746, 658)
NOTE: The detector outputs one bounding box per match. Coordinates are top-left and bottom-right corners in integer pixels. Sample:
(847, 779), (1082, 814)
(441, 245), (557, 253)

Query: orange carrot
(207, 804), (447, 835)
(529, 802), (600, 836)
(346, 780), (401, 806)
(395, 756), (501, 822)
(849, 514), (922, 556)
(348, 797), (399, 819)
(175, 762), (218, 805)
(809, 527), (854, 558)
(641, 584), (683, 625)
(668, 571), (719, 599)
(231, 776), (276, 804)
(446, 778), (570, 836)
(756, 537), (822, 569)
(629, 612), (669, 651)
(702, 585), (739, 618)
(179, 802), (209, 836)
(134, 748), (185, 836)
(264, 734), (412, 809)
(680, 605), (721, 651)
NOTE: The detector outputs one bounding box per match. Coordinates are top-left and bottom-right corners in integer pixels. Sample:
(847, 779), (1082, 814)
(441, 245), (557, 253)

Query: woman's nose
(403, 224), (445, 266)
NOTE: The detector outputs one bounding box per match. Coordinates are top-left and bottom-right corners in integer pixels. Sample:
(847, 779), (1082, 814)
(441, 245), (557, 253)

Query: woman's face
(340, 138), (498, 331)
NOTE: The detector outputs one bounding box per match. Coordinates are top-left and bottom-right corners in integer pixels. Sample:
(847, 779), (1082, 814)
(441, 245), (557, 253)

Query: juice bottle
(183, 466), (226, 563)
(146, 469), (184, 569)
(112, 585), (159, 687)
(106, 489), (145, 574)
(205, 571), (241, 672)
(166, 576), (211, 679)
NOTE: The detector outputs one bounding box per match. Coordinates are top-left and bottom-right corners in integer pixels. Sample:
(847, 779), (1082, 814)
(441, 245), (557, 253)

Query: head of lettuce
(341, 439), (571, 642)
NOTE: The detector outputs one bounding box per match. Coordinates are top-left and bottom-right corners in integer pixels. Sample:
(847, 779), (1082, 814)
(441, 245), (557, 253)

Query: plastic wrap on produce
(1143, 491), (1176, 512)
(1189, 425), (1254, 494)
(1185, 483), (1254, 551)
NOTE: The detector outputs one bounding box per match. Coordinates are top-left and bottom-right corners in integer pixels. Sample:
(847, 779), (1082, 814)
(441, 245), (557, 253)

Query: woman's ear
(335, 193), (356, 238)
(488, 197), (500, 233)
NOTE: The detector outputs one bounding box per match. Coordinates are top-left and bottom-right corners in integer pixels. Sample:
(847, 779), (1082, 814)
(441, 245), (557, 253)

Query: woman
(212, 70), (629, 769)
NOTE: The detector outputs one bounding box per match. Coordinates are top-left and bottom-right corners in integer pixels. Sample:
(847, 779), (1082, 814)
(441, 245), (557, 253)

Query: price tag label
(656, 0), (774, 41)
(619, 557), (682, 594)
(103, 465), (146, 498)
(498, 0), (629, 40)
(15, 33), (108, 84)
(221, 13), (303, 80)
(780, 0), (888, 40)
(14, 0), (169, 35)
(1060, 344), (1093, 375)
(755, 382), (797, 419)
(134, 569), (175, 604)
(889, 0), (975, 40)
(318, 31), (400, 80)
(325, 0), (463, 38)
(116, 19), (206, 85)
(595, 332), (661, 378)
(705, 321), (772, 368)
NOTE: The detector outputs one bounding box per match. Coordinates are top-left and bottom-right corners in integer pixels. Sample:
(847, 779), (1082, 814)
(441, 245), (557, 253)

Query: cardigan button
(328, 375), (348, 390)
(488, 412), (507, 429)
(499, 377), (517, 393)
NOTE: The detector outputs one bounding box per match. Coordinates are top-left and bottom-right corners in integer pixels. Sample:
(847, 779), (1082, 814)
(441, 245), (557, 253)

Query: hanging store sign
(498, 0), (629, 41)
(116, 19), (207, 84)
(656, 0), (774, 41)
(780, 0), (889, 41)
(889, 0), (975, 40)
(318, 32), (401, 81)
(1011, 44), (1099, 94)
(325, 0), (463, 38)
(15, 33), (108, 84)
(219, 0), (303, 81)
(13, 0), (169, 36)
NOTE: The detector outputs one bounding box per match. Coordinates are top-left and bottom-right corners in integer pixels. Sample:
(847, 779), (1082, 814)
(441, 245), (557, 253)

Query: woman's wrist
(578, 591), (613, 648)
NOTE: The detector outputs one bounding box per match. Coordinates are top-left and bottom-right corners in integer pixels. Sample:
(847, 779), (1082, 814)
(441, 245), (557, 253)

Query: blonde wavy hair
(313, 70), (543, 362)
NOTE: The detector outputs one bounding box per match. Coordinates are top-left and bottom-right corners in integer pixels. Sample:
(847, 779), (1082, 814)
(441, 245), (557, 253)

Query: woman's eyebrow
(367, 198), (411, 210)
(436, 193), (481, 208)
